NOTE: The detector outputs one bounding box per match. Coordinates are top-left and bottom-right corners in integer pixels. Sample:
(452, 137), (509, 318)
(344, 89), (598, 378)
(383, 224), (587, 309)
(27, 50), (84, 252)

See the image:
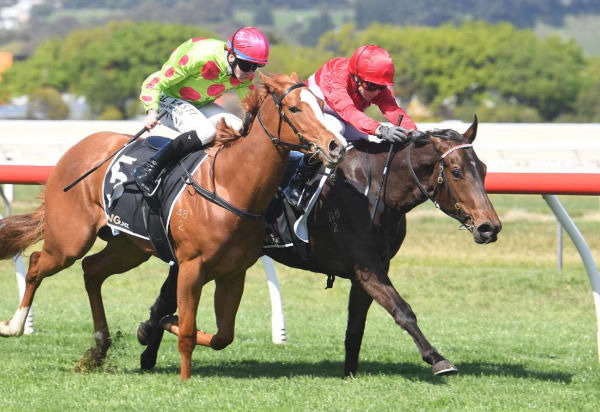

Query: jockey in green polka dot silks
(134, 27), (270, 197)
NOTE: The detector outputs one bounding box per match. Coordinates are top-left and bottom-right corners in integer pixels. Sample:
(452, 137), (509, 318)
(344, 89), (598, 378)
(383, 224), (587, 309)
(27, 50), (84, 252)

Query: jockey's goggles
(362, 80), (387, 92)
(236, 58), (264, 72)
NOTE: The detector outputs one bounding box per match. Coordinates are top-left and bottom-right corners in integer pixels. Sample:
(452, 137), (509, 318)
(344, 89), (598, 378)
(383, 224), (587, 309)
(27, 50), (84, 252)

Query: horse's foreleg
(210, 272), (245, 350)
(159, 315), (214, 346)
(78, 237), (150, 372)
(355, 266), (457, 376)
(176, 261), (204, 380)
(344, 281), (373, 377)
(161, 270), (246, 350)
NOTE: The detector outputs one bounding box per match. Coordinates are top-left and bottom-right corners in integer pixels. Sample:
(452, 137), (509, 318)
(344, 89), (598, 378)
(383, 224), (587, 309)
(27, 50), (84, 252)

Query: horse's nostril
(477, 223), (498, 237)
(328, 140), (345, 160)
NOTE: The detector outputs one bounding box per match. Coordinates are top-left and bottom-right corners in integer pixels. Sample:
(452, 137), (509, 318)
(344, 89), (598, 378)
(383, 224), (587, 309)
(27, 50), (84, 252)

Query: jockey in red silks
(284, 44), (424, 210)
(134, 27), (270, 196)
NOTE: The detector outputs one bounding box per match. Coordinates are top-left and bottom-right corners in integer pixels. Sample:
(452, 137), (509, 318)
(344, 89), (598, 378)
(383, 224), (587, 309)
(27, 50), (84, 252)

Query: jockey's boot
(134, 130), (203, 196)
(283, 155), (322, 210)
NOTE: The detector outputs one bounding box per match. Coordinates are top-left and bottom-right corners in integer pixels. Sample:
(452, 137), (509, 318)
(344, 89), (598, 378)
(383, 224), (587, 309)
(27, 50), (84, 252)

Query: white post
(261, 256), (287, 344)
(543, 194), (600, 362)
(557, 221), (563, 271)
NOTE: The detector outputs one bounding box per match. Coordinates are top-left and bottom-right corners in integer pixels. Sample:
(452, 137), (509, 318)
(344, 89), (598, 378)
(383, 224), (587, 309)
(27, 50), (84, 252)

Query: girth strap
(181, 169), (264, 221)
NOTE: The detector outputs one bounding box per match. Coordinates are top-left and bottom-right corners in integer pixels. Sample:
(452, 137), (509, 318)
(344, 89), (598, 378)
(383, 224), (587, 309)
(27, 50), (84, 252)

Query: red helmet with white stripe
(349, 45), (395, 86)
(227, 27), (270, 65)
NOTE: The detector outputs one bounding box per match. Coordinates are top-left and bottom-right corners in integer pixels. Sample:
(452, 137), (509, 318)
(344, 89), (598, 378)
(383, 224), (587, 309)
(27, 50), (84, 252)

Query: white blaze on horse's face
(300, 89), (325, 122)
(300, 89), (347, 147)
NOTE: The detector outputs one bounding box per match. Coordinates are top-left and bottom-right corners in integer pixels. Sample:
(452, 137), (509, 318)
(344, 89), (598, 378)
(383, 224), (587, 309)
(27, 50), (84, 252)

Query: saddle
(102, 136), (208, 263)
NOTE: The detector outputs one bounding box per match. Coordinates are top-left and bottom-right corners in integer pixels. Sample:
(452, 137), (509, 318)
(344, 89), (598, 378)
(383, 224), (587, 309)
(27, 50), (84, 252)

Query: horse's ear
(259, 72), (276, 92)
(464, 114), (478, 143)
(290, 72), (301, 83)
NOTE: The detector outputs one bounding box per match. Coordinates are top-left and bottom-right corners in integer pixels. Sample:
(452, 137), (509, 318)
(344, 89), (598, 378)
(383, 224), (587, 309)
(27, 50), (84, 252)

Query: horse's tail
(0, 203), (45, 260)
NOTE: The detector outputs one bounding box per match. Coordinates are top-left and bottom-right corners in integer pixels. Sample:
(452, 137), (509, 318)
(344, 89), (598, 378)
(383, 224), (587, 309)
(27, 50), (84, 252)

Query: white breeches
(158, 95), (242, 145)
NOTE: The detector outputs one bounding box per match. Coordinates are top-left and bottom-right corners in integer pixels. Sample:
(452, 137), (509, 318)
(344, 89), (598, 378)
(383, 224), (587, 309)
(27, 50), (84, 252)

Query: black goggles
(362, 80), (387, 91)
(236, 58), (264, 72)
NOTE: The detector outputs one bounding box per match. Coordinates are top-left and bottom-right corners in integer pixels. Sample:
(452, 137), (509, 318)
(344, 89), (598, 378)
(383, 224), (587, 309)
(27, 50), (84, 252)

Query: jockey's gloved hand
(377, 125), (409, 143)
(407, 129), (426, 139)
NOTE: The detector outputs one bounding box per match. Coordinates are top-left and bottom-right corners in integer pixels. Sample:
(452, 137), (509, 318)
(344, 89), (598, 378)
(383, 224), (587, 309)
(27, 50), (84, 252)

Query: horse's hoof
(0, 319), (12, 337)
(137, 321), (154, 346)
(140, 348), (157, 370)
(73, 347), (104, 373)
(432, 360), (458, 376)
(0, 318), (22, 337)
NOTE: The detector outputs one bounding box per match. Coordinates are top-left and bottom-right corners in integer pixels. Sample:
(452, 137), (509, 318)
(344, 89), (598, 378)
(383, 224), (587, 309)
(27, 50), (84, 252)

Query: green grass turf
(0, 186), (599, 410)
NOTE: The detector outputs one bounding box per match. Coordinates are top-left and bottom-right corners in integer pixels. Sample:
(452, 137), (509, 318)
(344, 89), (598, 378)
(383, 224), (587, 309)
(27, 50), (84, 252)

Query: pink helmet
(349, 45), (395, 86)
(227, 27), (269, 65)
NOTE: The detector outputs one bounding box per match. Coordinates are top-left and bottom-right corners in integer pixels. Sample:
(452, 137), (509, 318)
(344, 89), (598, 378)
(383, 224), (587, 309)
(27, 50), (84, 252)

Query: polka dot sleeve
(140, 40), (203, 112)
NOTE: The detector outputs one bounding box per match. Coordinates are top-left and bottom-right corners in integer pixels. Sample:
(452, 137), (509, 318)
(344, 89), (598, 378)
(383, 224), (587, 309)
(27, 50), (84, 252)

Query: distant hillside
(2, 1), (600, 55)
(536, 15), (600, 57)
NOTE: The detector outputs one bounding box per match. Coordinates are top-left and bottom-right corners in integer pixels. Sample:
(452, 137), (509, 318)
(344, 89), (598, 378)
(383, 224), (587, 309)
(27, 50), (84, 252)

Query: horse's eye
(451, 168), (462, 179)
(288, 106), (300, 113)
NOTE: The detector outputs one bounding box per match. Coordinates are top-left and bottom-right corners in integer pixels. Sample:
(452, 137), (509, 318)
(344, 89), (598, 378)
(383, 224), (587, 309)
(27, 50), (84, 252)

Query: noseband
(256, 83), (328, 161)
(408, 139), (475, 230)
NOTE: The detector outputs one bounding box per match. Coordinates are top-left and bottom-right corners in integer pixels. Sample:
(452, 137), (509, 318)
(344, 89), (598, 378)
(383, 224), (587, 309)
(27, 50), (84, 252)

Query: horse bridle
(257, 83), (334, 164)
(407, 139), (475, 230)
(182, 83), (333, 222)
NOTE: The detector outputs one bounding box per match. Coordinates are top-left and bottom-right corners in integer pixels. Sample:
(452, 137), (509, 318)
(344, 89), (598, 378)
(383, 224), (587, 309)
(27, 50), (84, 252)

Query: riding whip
(63, 110), (167, 192)
(370, 114), (403, 225)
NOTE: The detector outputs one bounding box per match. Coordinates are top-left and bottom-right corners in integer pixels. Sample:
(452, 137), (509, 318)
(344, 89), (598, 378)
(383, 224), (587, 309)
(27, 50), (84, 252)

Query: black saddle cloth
(102, 136), (208, 263)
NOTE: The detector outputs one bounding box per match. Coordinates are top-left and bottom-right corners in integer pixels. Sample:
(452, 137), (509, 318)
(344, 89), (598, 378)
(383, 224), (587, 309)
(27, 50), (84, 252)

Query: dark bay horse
(0, 72), (345, 380)
(138, 116), (501, 377)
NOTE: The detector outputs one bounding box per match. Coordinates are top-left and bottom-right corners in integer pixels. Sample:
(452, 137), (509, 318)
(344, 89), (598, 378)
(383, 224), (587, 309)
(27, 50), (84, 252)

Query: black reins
(257, 83), (316, 153)
(366, 136), (475, 230)
(407, 138), (475, 229)
(183, 82), (319, 221)
(370, 143), (394, 225)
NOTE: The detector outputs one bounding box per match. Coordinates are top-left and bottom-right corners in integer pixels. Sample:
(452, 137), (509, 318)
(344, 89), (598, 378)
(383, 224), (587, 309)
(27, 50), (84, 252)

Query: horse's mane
(427, 129), (463, 142)
(213, 75), (279, 147)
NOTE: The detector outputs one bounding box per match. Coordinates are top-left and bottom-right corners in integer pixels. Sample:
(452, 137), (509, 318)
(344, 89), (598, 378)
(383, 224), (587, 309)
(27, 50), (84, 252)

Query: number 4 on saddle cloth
(102, 136), (208, 264)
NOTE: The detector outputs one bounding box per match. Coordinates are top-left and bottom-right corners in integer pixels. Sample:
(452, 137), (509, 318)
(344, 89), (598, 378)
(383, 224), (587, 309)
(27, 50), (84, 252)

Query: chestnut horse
(0, 72), (345, 380)
(138, 116), (501, 376)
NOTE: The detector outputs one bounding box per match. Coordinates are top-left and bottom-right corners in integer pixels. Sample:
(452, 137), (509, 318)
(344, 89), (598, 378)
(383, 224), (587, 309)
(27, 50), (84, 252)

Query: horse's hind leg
(76, 236), (150, 371)
(354, 266), (457, 376)
(0, 232), (97, 337)
(0, 194), (103, 337)
(0, 251), (46, 336)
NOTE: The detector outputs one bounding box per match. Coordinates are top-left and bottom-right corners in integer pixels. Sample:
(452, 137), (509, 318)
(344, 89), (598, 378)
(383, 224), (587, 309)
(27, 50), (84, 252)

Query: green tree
(320, 22), (586, 120)
(560, 58), (600, 122)
(1, 22), (215, 118)
(352, 0), (595, 28)
(265, 44), (334, 82)
(26, 87), (70, 120)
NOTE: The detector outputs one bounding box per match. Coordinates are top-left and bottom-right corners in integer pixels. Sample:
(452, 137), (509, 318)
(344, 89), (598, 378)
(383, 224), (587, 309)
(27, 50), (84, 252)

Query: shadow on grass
(134, 359), (573, 383)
